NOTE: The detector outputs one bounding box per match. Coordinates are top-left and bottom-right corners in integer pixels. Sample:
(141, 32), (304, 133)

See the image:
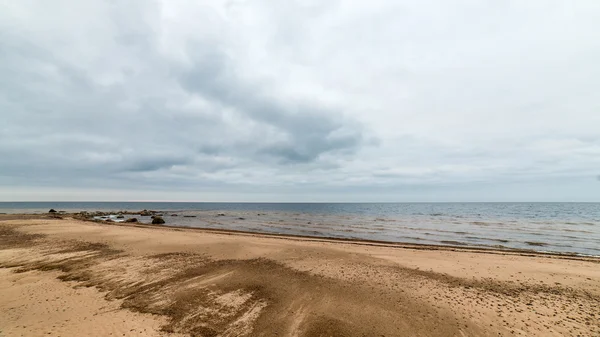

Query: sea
(1, 202), (599, 257)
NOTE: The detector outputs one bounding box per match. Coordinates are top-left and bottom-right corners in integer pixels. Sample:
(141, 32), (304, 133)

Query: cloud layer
(1, 0), (600, 201)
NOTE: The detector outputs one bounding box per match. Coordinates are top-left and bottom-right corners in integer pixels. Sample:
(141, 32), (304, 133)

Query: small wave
(561, 228), (593, 233)
(524, 241), (547, 247)
(440, 240), (469, 246)
(470, 221), (489, 226)
(466, 236), (509, 243)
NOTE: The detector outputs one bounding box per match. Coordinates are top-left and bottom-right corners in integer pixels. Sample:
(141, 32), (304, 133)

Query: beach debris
(48, 209), (57, 213)
(125, 218), (138, 223)
(152, 216), (165, 225)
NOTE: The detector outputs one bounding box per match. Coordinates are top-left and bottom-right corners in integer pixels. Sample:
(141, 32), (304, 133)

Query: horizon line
(2, 201), (600, 204)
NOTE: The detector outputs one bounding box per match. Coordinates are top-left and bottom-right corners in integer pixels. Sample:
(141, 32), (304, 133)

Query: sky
(1, 0), (600, 202)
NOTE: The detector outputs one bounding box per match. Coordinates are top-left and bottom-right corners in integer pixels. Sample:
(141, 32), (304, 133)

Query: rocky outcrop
(140, 210), (153, 216)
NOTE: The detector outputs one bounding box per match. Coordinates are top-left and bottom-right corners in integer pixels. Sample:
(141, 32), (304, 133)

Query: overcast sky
(1, 1), (599, 202)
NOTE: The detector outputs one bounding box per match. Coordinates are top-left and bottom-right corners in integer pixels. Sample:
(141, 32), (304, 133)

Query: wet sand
(0, 215), (599, 336)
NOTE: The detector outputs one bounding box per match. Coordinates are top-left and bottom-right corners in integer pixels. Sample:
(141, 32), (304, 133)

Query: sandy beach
(1, 215), (599, 337)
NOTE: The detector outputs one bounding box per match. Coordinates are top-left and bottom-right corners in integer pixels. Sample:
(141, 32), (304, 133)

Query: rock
(140, 210), (152, 216)
(152, 217), (165, 225)
(217, 213), (225, 216)
(171, 214), (178, 217)
(238, 217), (245, 220)
(116, 215), (125, 219)
(105, 219), (114, 222)
(125, 218), (138, 223)
(183, 215), (196, 218)
(48, 209), (57, 213)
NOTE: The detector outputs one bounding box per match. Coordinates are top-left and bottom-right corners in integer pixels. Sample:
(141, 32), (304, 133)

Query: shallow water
(2, 202), (599, 256)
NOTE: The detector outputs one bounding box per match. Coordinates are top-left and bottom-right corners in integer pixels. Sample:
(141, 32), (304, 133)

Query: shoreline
(1, 216), (599, 336)
(3, 213), (599, 260)
(113, 219), (600, 261)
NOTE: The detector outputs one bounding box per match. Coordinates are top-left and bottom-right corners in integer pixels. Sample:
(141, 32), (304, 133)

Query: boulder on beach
(48, 209), (57, 213)
(116, 214), (125, 219)
(125, 218), (138, 223)
(152, 216), (165, 225)
(217, 213), (225, 217)
(171, 214), (178, 217)
(140, 210), (153, 216)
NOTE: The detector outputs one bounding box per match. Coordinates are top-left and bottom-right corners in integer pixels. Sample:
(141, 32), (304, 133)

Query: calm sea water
(1, 202), (599, 256)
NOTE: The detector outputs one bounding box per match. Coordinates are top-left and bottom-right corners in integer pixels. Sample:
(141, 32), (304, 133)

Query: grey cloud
(178, 45), (366, 163)
(124, 156), (193, 173)
(1, 1), (600, 201)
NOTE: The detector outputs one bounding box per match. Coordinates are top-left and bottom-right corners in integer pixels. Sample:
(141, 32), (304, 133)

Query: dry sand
(0, 215), (598, 336)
